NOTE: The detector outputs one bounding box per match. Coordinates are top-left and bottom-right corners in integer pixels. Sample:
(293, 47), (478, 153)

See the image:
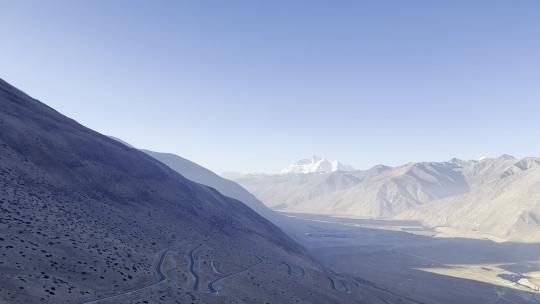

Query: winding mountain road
(186, 243), (264, 295)
(254, 252), (306, 278)
(328, 276), (351, 294)
(207, 254), (264, 294)
(187, 244), (203, 291)
(210, 259), (221, 274)
(81, 249), (170, 304)
(280, 260), (306, 277)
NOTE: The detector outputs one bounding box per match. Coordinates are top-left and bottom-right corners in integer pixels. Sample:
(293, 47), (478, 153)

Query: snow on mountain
(235, 155), (540, 242)
(280, 156), (354, 174)
(239, 161), (468, 216)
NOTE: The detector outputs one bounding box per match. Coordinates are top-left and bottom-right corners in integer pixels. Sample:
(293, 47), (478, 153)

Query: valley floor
(283, 212), (540, 304)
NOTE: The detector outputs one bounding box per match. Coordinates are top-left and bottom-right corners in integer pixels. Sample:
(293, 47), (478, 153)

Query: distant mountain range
(281, 156), (354, 174)
(234, 155), (540, 242)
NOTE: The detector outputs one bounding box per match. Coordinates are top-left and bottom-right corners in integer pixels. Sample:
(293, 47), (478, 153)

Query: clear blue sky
(1, 1), (539, 174)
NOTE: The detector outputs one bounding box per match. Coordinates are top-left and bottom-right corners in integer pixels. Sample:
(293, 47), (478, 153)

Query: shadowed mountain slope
(0, 78), (408, 303)
(105, 140), (300, 237)
(140, 149), (282, 225)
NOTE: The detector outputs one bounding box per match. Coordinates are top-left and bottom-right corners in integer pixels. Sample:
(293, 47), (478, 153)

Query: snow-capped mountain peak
(280, 156), (354, 174)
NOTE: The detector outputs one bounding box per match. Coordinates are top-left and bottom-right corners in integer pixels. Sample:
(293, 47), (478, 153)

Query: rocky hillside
(140, 149), (284, 226)
(0, 78), (406, 303)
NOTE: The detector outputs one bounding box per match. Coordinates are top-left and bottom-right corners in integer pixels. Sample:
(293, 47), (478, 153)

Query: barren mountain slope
(0, 78), (405, 304)
(398, 157), (540, 242)
(140, 149), (285, 226)
(237, 161), (469, 216)
(236, 157), (540, 241)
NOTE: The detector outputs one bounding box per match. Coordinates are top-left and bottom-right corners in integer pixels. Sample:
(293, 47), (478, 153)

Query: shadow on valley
(284, 213), (540, 304)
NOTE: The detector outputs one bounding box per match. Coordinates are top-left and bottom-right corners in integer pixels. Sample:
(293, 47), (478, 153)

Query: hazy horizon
(2, 0), (540, 174)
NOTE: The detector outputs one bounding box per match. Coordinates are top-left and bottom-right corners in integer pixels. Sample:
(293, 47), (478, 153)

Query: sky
(1, 1), (540, 174)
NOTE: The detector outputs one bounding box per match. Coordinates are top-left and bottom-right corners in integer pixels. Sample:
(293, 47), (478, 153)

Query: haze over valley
(235, 155), (540, 242)
(226, 156), (540, 303)
(2, 1), (540, 303)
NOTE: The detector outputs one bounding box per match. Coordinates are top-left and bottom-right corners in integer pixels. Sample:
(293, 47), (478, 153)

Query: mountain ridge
(281, 156), (354, 174)
(235, 155), (540, 242)
(0, 77), (383, 303)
